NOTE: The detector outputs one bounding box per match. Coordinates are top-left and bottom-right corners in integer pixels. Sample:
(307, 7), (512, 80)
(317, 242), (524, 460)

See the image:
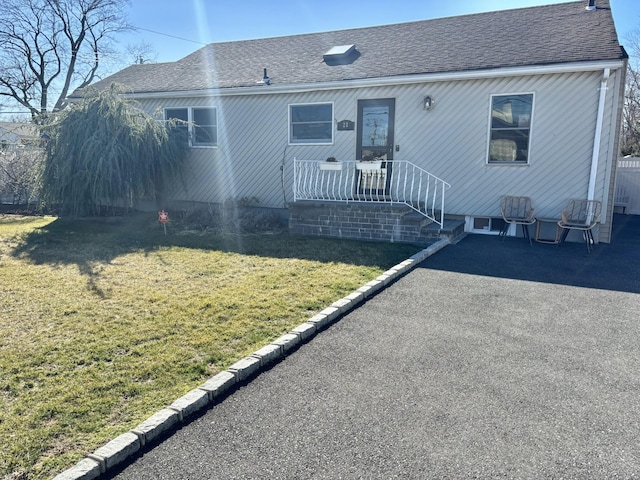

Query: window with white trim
(164, 107), (217, 147)
(164, 108), (189, 145)
(488, 94), (533, 164)
(289, 103), (333, 144)
(192, 107), (217, 146)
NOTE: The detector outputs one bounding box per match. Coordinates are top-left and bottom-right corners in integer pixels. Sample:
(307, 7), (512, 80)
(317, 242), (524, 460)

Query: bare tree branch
(126, 41), (158, 65)
(0, 0), (130, 119)
(619, 27), (640, 156)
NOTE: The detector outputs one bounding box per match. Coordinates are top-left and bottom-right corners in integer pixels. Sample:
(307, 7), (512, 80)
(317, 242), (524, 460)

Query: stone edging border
(53, 238), (450, 480)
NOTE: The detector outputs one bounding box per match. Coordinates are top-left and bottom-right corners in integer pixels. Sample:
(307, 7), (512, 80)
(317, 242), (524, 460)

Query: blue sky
(114, 0), (639, 67)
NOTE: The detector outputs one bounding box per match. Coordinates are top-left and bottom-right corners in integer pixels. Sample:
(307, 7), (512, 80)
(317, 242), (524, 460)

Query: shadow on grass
(419, 214), (640, 294)
(9, 212), (421, 282)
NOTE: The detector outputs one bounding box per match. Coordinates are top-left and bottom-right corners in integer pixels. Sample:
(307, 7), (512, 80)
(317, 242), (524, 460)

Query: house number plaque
(337, 120), (354, 131)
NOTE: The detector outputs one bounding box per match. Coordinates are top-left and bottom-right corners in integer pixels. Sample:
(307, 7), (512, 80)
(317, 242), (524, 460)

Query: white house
(0, 122), (39, 148)
(72, 0), (627, 243)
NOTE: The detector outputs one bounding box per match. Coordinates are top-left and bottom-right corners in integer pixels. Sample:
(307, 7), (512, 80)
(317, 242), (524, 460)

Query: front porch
(293, 159), (450, 224)
(290, 158), (458, 245)
(289, 201), (464, 246)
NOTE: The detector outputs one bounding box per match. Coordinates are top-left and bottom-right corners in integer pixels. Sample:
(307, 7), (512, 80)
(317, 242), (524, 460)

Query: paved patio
(108, 215), (640, 479)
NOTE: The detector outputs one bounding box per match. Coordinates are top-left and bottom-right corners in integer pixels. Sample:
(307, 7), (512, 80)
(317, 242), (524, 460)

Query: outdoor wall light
(423, 95), (435, 111)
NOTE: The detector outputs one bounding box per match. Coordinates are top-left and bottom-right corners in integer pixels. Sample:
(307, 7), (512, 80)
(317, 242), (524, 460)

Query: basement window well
(466, 216), (508, 235)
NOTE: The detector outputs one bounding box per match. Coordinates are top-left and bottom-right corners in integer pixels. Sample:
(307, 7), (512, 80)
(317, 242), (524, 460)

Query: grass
(0, 212), (420, 479)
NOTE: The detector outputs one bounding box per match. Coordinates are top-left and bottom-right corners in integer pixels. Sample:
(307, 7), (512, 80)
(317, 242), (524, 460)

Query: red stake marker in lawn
(158, 210), (169, 235)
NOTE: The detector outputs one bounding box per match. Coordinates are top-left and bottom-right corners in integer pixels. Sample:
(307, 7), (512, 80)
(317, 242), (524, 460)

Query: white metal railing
(293, 158), (451, 227)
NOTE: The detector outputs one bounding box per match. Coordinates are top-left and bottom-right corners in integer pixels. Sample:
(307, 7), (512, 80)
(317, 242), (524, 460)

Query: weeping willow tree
(41, 84), (188, 216)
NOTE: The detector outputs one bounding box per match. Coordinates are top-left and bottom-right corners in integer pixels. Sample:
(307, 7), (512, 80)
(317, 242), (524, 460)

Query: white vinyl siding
(142, 68), (617, 237)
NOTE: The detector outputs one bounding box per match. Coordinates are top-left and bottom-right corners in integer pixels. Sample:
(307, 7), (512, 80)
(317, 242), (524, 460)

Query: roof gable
(78, 0), (625, 96)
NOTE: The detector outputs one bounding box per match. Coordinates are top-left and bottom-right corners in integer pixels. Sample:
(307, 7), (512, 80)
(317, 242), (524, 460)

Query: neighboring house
(0, 122), (39, 149)
(0, 122), (42, 205)
(72, 0), (627, 243)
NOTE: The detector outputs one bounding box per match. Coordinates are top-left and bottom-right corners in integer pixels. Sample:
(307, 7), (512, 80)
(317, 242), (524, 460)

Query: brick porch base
(288, 201), (461, 245)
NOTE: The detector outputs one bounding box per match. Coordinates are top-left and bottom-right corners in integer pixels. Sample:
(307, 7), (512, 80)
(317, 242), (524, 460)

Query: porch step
(420, 218), (466, 241)
(401, 209), (435, 227)
(401, 210), (465, 242)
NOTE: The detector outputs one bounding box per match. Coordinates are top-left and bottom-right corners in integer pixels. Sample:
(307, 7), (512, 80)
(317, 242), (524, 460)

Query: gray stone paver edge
(52, 237), (450, 480)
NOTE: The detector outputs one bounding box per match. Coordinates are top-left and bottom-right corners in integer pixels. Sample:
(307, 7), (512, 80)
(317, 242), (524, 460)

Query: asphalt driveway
(109, 215), (640, 479)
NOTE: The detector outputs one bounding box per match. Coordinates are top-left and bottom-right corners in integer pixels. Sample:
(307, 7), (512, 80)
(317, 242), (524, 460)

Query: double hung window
(164, 107), (217, 147)
(192, 108), (217, 146)
(289, 103), (333, 144)
(164, 108), (189, 145)
(488, 94), (533, 164)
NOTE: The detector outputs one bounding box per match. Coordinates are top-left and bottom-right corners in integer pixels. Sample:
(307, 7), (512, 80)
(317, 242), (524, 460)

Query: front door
(356, 98), (395, 196)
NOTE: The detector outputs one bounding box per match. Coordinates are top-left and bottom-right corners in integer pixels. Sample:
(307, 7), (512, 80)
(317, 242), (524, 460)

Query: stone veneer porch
(288, 201), (464, 246)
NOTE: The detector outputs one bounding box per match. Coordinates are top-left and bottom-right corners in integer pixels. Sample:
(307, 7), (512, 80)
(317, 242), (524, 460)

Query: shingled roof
(78, 0), (625, 96)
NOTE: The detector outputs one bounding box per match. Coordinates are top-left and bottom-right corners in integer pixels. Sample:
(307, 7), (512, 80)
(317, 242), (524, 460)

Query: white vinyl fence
(616, 157), (640, 215)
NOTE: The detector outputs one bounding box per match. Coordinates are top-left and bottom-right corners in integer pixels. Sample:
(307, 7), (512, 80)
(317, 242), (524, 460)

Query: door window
(357, 99), (395, 161)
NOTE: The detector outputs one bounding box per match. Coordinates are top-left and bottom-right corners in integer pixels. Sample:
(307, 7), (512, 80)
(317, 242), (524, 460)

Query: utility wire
(133, 26), (208, 46)
(0, 26), (208, 119)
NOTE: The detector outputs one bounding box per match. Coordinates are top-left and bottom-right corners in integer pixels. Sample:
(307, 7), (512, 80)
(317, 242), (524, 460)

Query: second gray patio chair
(557, 199), (602, 253)
(499, 195), (536, 245)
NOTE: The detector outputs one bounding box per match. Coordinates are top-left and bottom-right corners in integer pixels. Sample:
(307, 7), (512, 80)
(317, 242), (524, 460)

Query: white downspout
(587, 68), (610, 201)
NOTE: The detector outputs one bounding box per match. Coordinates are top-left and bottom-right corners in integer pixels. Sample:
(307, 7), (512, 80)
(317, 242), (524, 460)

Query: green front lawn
(0, 213), (419, 479)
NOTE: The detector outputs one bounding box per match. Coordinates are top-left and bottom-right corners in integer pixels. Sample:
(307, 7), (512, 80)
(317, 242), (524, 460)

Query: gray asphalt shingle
(79, 0), (625, 96)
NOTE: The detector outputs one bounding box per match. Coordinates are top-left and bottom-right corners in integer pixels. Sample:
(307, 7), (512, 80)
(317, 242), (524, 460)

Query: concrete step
(401, 209), (434, 227)
(421, 218), (465, 241)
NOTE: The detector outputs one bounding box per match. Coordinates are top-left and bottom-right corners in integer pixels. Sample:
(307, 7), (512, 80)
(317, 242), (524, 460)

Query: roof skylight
(323, 44), (358, 65)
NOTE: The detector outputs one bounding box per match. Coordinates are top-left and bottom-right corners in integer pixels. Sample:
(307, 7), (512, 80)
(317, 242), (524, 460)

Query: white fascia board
(124, 60), (626, 100)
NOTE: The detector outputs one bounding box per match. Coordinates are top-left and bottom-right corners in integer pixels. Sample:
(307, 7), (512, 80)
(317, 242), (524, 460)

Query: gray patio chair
(557, 199), (602, 253)
(499, 195), (536, 245)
